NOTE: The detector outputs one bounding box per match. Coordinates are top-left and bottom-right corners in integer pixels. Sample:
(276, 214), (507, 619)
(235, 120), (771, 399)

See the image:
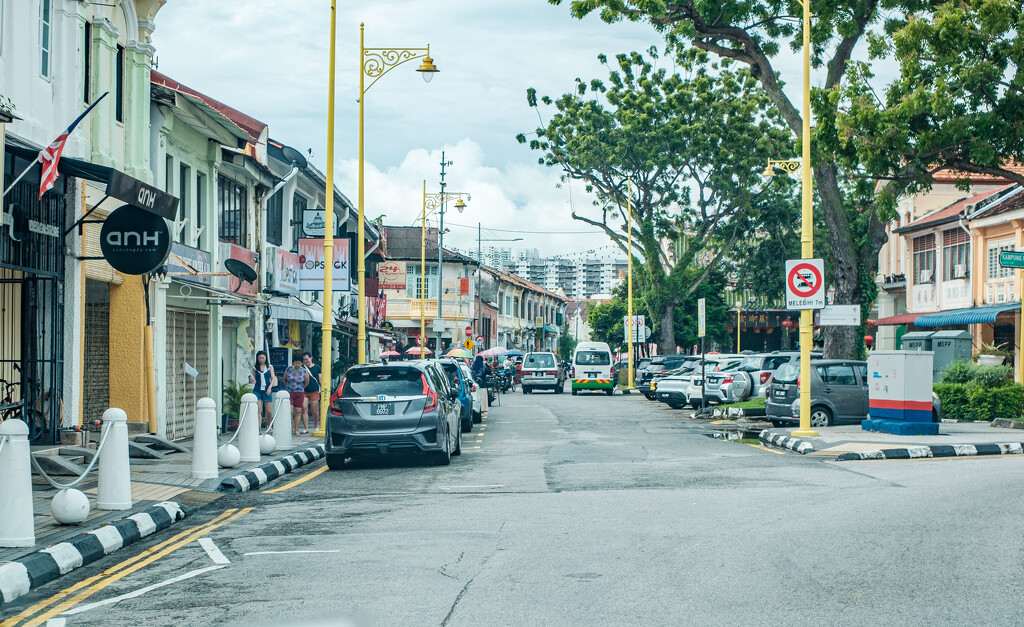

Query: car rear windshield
(736, 356), (764, 371)
(342, 367), (423, 397)
(773, 362), (799, 384)
(524, 354), (556, 368)
(576, 351), (610, 366)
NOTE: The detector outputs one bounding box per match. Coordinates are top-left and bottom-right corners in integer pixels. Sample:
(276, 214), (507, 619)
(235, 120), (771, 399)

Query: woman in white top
(248, 351), (277, 430)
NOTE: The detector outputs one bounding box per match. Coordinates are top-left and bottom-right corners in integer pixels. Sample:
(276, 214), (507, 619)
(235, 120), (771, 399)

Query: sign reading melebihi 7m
(999, 250), (1024, 269)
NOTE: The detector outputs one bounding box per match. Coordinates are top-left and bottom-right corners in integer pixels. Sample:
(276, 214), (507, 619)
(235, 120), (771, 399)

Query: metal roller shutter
(165, 308), (210, 439)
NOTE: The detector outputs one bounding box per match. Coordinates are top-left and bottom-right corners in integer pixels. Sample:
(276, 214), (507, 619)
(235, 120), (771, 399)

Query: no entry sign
(785, 259), (825, 310)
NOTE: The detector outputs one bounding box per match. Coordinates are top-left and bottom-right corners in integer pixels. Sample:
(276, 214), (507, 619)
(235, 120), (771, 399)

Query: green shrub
(971, 365), (1013, 388)
(939, 360), (976, 384)
(935, 382), (1024, 421)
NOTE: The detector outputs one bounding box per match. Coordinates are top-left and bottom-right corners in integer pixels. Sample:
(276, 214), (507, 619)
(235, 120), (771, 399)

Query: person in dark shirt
(302, 351), (322, 433)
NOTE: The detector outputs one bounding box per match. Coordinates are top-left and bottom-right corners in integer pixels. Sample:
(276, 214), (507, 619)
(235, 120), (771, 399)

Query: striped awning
(915, 303), (1020, 327)
(873, 313), (922, 326)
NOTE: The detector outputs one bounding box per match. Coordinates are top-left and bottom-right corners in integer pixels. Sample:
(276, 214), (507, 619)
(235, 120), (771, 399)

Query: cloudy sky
(151, 1), (818, 258)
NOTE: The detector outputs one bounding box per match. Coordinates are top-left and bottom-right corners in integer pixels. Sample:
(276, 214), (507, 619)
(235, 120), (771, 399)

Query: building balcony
(386, 298), (473, 320)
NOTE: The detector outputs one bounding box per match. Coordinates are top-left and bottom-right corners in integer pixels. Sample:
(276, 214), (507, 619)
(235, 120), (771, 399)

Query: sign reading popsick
(100, 204), (172, 275)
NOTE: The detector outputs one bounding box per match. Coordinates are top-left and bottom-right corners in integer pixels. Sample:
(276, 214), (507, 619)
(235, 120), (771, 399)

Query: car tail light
(422, 375), (439, 413)
(545, 370), (558, 376)
(721, 376), (734, 384)
(797, 375), (801, 386)
(760, 372), (772, 385)
(330, 377), (347, 413)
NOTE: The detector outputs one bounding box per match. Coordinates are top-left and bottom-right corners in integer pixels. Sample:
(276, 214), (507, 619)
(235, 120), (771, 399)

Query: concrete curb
(0, 501), (192, 608)
(758, 429), (815, 454)
(218, 444), (325, 493)
(835, 442), (1024, 461)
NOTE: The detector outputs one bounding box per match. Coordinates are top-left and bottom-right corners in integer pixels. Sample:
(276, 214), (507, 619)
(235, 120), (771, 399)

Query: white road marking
(243, 549), (342, 556)
(61, 565), (226, 616)
(199, 538), (230, 565)
(46, 619), (66, 627)
(439, 485), (504, 490)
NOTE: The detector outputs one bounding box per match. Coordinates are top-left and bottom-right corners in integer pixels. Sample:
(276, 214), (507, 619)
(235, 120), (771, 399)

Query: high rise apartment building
(457, 246), (627, 299)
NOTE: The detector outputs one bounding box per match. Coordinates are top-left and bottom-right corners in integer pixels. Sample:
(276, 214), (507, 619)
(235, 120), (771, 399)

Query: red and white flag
(38, 92), (107, 199)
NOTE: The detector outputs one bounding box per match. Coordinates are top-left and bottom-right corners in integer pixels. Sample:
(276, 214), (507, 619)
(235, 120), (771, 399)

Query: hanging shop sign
(301, 209), (339, 237)
(378, 261), (407, 290)
(106, 170), (179, 219)
(99, 204), (172, 275)
(166, 242), (212, 285)
(298, 238), (351, 291)
(269, 247), (301, 295)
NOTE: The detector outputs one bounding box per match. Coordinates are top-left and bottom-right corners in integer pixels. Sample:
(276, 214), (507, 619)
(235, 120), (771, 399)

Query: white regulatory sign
(785, 259), (826, 310)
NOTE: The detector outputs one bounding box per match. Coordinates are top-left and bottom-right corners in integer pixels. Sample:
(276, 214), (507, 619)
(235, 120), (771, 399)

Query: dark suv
(326, 361), (462, 469)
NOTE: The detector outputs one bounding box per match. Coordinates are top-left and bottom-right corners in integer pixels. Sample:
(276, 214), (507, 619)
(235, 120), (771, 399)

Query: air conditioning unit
(953, 264), (967, 279)
(919, 269), (933, 283)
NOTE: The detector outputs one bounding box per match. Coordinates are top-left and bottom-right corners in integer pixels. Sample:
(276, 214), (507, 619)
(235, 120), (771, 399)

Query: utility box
(900, 331), (934, 352)
(930, 330), (973, 381)
(863, 350), (938, 435)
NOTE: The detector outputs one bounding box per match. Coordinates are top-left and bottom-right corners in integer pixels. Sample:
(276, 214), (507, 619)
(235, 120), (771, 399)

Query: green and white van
(571, 342), (615, 396)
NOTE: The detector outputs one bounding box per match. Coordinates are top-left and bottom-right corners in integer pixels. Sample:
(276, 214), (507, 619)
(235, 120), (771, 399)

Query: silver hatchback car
(325, 362), (462, 469)
(520, 351), (567, 394)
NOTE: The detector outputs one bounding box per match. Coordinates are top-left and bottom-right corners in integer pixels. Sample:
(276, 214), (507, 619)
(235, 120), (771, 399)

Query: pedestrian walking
(248, 350), (277, 430)
(284, 355), (310, 436)
(302, 351), (322, 433)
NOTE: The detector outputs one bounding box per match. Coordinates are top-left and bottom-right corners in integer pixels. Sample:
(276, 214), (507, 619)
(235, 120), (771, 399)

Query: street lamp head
(762, 164), (776, 177)
(736, 301), (743, 308)
(454, 196), (467, 212)
(417, 49), (438, 82)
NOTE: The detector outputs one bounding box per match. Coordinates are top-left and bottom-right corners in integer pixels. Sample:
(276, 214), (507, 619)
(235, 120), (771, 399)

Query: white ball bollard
(259, 434), (276, 455)
(0, 419), (35, 546)
(218, 444), (240, 468)
(52, 488), (90, 525)
(237, 393), (261, 463)
(192, 397), (219, 479)
(272, 391), (291, 451)
(97, 408), (132, 511)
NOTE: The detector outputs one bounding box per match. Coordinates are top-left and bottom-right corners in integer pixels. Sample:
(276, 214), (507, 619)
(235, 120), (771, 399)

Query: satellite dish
(280, 145), (308, 170)
(224, 258), (258, 293)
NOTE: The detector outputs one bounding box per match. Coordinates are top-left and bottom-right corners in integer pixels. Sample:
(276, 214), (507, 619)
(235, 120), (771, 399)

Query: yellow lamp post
(358, 23), (438, 365)
(763, 0), (817, 437)
(626, 177), (635, 390)
(420, 181), (468, 359)
(314, 1), (340, 439)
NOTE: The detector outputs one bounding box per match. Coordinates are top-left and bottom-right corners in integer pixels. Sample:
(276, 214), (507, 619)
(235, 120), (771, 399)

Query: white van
(571, 341), (615, 396)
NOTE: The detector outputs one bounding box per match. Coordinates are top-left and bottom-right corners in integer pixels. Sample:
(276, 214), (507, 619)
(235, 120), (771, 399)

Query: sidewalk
(0, 432), (324, 566)
(759, 421), (1024, 459)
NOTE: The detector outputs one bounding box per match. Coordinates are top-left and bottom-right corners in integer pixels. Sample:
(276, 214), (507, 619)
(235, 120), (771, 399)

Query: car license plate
(587, 372), (599, 378)
(773, 389), (786, 398)
(373, 403), (394, 416)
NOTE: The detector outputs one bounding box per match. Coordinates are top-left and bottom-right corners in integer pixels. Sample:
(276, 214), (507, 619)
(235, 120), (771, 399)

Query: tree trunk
(815, 164), (865, 359)
(658, 301), (677, 354)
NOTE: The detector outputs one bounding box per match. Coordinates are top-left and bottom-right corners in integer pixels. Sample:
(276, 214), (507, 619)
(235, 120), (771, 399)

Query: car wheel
(571, 388), (578, 396)
(473, 409), (482, 424)
(667, 402), (683, 409)
(326, 454), (347, 470)
(770, 420), (786, 428)
(809, 406), (833, 428)
(605, 388), (613, 396)
(434, 428), (452, 466)
(462, 411), (473, 433)
(690, 401), (701, 409)
(643, 393), (655, 400)
(452, 428), (462, 456)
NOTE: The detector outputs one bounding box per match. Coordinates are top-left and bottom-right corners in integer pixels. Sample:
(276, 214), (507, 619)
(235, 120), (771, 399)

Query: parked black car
(638, 355), (700, 399)
(325, 361), (462, 469)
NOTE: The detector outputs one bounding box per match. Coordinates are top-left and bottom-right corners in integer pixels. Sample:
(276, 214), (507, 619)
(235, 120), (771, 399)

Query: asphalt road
(8, 389), (1024, 626)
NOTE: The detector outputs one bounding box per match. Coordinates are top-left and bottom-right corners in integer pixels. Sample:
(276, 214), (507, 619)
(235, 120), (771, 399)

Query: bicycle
(0, 375), (50, 443)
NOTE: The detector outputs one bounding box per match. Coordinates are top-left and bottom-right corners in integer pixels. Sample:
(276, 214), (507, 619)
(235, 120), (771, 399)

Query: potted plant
(222, 379), (253, 431)
(975, 342), (1011, 367)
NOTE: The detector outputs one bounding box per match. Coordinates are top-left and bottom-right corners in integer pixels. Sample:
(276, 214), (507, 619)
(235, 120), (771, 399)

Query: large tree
(518, 50), (795, 353)
(551, 0), (1024, 358)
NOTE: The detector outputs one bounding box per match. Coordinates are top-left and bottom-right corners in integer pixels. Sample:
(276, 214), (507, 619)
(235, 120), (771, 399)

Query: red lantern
(864, 335), (875, 347)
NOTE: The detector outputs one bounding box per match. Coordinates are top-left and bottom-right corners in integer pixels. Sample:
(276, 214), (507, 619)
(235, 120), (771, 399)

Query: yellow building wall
(107, 276), (149, 424)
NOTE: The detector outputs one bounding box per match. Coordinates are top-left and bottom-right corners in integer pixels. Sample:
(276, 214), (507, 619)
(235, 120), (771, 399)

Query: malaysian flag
(38, 92), (107, 199)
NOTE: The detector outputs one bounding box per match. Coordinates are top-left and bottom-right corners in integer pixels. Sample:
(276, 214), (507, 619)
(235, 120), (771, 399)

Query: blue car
(437, 359), (474, 433)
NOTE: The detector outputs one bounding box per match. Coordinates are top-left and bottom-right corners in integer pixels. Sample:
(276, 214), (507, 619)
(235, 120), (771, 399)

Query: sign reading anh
(785, 259), (825, 310)
(100, 204), (172, 275)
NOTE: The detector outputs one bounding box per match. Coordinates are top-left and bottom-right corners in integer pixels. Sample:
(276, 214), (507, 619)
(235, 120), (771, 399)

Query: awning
(270, 303), (324, 322)
(874, 313), (923, 326)
(543, 324), (558, 334)
(915, 303), (1020, 327)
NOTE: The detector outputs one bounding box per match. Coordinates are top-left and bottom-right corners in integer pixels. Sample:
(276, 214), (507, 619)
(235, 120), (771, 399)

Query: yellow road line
(12, 509), (252, 627)
(1, 509), (240, 627)
(264, 465), (328, 494)
(746, 443), (785, 455)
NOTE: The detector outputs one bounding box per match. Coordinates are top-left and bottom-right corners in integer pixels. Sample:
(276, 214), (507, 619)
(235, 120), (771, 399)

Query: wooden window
(218, 175), (247, 246)
(266, 189), (283, 247)
(39, 0), (51, 78)
(942, 228), (970, 281)
(406, 263), (438, 300)
(291, 193), (308, 252)
(83, 22), (91, 102)
(115, 45), (125, 122)
(912, 234), (935, 283)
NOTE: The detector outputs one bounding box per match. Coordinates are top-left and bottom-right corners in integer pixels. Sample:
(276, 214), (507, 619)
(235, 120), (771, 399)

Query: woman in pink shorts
(283, 355), (310, 436)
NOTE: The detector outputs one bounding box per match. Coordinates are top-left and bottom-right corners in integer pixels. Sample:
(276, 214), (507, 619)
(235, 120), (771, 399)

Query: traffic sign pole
(783, 258), (823, 437)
